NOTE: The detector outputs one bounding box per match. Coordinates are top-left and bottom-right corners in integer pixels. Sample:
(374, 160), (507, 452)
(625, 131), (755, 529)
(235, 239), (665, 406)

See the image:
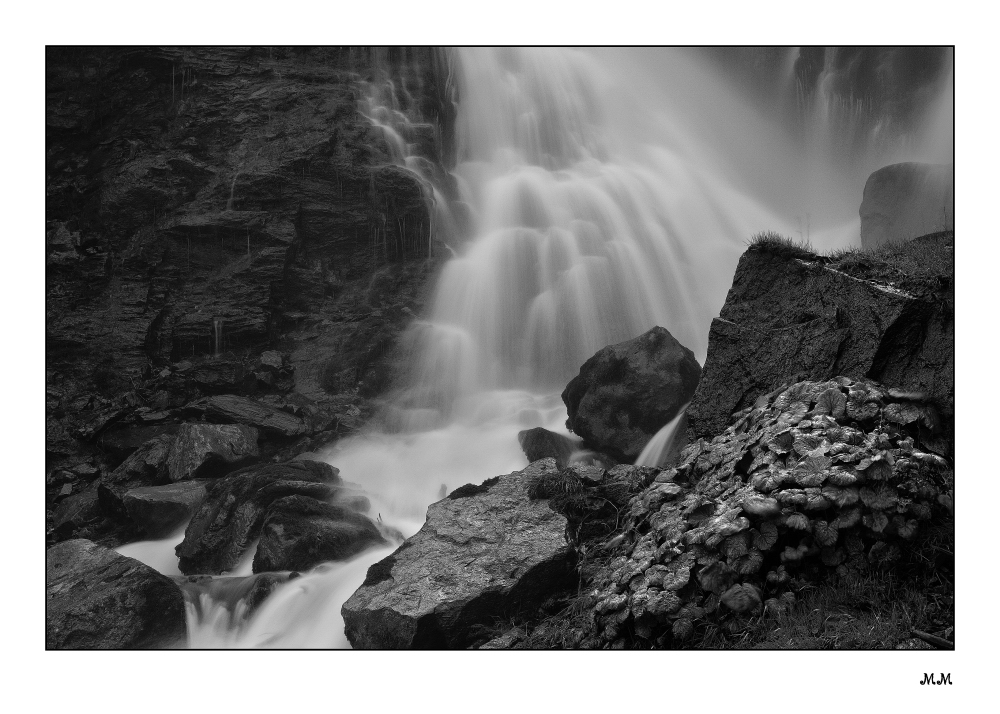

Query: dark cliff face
(687, 233), (954, 453)
(46, 47), (456, 519)
(47, 46), (452, 370)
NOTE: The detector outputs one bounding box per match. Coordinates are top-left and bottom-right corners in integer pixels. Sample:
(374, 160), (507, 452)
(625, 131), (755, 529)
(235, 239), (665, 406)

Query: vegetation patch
(826, 230), (953, 295)
(447, 475), (501, 500)
(745, 231), (817, 260)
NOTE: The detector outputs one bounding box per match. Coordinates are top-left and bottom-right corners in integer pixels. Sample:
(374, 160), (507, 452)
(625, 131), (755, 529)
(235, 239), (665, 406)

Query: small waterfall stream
(117, 47), (952, 648)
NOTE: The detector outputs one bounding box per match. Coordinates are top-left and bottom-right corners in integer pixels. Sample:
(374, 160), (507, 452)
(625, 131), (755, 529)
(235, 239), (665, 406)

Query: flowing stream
(116, 47), (953, 648)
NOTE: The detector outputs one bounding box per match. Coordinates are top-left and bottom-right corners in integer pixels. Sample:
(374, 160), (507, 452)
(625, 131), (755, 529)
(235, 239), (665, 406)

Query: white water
(119, 47), (952, 648)
(115, 523), (189, 576)
(635, 406), (689, 469)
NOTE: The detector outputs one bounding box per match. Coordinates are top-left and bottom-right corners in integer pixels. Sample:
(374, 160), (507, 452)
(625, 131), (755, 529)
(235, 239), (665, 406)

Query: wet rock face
(861, 163), (953, 249)
(562, 326), (701, 462)
(123, 481), (208, 538)
(175, 460), (341, 575)
(252, 495), (387, 573)
(97, 434), (176, 517)
(166, 423), (260, 481)
(46, 539), (187, 649)
(46, 47), (448, 379)
(688, 235), (954, 446)
(52, 489), (102, 538)
(46, 48), (451, 523)
(342, 459), (576, 649)
(559, 378), (953, 649)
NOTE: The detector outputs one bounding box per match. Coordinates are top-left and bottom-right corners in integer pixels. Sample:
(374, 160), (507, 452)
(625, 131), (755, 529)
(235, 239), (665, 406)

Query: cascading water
(358, 53), (461, 256)
(211, 317), (224, 358)
(121, 47), (952, 648)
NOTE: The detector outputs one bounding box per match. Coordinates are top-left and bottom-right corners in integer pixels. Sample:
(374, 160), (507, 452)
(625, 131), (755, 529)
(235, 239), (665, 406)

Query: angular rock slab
(183, 395), (306, 438)
(46, 539), (186, 649)
(562, 326), (701, 462)
(52, 488), (102, 537)
(97, 434), (175, 517)
(688, 235), (954, 440)
(166, 423), (259, 482)
(342, 458), (575, 649)
(175, 460), (340, 575)
(124, 481), (208, 538)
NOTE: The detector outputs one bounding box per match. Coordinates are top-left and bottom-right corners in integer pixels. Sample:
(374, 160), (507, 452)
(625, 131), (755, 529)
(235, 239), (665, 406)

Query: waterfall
(212, 317), (223, 358)
(635, 405), (688, 469)
(123, 48), (952, 648)
(391, 48), (796, 427)
(358, 54), (460, 257)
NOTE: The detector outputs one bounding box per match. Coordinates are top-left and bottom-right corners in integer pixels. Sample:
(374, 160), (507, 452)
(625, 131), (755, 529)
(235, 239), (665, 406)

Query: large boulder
(175, 460), (341, 575)
(46, 539), (187, 649)
(166, 423), (259, 482)
(562, 326), (701, 462)
(860, 163), (953, 249)
(687, 234), (954, 448)
(252, 495), (387, 573)
(182, 395), (307, 438)
(342, 458), (576, 649)
(123, 481), (208, 538)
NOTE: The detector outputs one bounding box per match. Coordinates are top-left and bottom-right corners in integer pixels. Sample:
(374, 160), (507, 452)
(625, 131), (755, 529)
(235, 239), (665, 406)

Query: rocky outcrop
(46, 47), (453, 544)
(165, 423), (259, 481)
(342, 459), (576, 649)
(46, 539), (187, 649)
(252, 495), (387, 573)
(562, 326), (701, 462)
(517, 427), (583, 468)
(688, 234), (954, 452)
(175, 460), (341, 574)
(521, 378), (953, 649)
(123, 481), (208, 537)
(860, 163), (953, 249)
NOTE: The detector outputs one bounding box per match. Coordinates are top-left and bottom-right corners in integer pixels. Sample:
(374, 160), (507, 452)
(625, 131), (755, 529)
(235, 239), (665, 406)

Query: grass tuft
(745, 231), (816, 260)
(826, 231), (953, 293)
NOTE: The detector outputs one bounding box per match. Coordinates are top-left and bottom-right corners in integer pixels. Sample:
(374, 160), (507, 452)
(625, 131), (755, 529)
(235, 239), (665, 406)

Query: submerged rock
(517, 427), (583, 468)
(342, 458), (576, 649)
(562, 326), (701, 462)
(123, 481), (208, 538)
(166, 423), (260, 481)
(175, 460), (340, 575)
(253, 495), (387, 573)
(860, 162), (953, 249)
(46, 539), (186, 649)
